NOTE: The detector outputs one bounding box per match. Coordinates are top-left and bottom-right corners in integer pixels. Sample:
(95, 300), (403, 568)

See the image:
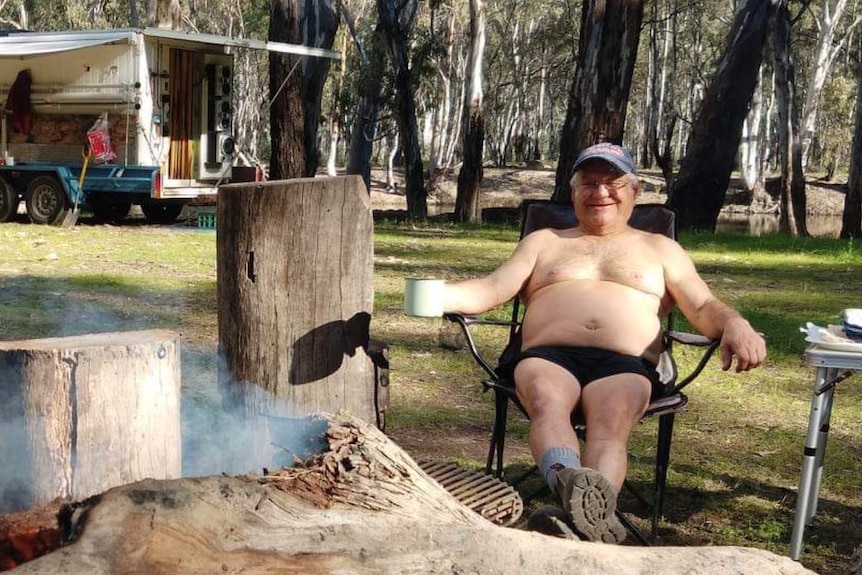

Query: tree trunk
(268, 0), (305, 180)
(454, 0), (486, 224)
(649, 0), (678, 189)
(0, 330), (181, 514)
(740, 66), (763, 193)
(5, 415), (817, 575)
(799, 0), (856, 168)
(299, 0), (339, 176)
(770, 0), (807, 236)
(326, 33), (349, 177)
(552, 0), (644, 203)
(377, 0), (426, 220)
(346, 27), (387, 191)
(216, 176), (385, 473)
(841, 54), (862, 237)
(668, 0), (774, 231)
(429, 4), (456, 176)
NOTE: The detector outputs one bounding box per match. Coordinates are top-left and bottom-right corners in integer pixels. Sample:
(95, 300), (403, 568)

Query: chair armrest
(665, 330), (721, 393)
(665, 330), (714, 346)
(443, 312), (520, 380)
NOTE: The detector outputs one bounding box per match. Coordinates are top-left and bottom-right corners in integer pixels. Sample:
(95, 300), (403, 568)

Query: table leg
(806, 370), (835, 522)
(789, 366), (830, 560)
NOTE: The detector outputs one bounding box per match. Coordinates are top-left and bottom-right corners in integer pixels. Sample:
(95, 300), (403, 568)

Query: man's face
(570, 160), (639, 232)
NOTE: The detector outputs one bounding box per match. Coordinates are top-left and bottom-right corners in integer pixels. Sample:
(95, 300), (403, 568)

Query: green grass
(0, 219), (860, 574)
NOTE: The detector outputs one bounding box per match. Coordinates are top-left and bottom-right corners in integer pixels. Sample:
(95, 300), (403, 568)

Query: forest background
(2, 0), (862, 235)
(2, 0), (862, 571)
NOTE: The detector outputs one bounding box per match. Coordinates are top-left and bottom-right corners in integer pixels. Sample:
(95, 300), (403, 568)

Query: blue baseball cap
(572, 143), (637, 175)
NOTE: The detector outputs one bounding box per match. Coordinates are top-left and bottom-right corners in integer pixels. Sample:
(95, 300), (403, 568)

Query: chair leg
(616, 510), (650, 546)
(486, 390), (510, 478)
(653, 412), (676, 539)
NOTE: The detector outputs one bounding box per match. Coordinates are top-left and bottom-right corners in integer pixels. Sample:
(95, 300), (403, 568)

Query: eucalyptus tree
(669, 0), (776, 231)
(426, 0), (464, 177)
(377, 0), (425, 219)
(268, 0), (305, 180)
(0, 0), (146, 29)
(551, 0), (644, 203)
(739, 68), (765, 196)
(797, 0), (862, 168)
(771, 0), (807, 235)
(841, 62), (862, 237)
(268, 0), (339, 179)
(638, 0), (681, 186)
(345, 15), (391, 190)
(454, 0), (486, 223)
(481, 0), (573, 168)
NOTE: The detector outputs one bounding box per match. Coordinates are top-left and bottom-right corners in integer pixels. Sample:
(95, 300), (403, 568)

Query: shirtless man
(442, 142), (766, 543)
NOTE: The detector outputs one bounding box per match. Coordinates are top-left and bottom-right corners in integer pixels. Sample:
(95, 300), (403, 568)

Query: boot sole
(563, 468), (627, 544)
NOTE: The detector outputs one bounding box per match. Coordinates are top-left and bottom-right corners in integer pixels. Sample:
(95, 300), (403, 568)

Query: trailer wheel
(25, 176), (69, 225)
(141, 202), (183, 225)
(90, 199), (132, 224)
(0, 179), (18, 223)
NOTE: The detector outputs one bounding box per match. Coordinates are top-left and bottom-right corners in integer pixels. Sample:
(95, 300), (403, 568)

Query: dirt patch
(368, 167), (847, 216)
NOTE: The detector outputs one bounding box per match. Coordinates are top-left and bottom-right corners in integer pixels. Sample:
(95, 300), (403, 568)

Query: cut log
(0, 330), (181, 514)
(5, 415), (815, 575)
(217, 176), (388, 469)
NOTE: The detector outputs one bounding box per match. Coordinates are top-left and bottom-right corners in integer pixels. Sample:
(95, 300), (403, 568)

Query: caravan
(0, 28), (338, 224)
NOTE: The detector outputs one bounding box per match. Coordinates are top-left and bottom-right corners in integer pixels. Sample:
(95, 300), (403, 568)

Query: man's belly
(520, 280), (664, 363)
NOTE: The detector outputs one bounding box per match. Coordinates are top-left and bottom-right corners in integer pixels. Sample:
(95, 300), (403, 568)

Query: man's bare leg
(515, 358), (624, 542)
(515, 360), (650, 543)
(514, 357), (582, 468)
(580, 374), (652, 492)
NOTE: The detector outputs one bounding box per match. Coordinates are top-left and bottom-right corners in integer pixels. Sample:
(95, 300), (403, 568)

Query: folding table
(789, 345), (862, 560)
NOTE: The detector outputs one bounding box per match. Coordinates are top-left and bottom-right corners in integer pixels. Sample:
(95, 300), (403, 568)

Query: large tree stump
(217, 176), (385, 470)
(3, 415), (815, 575)
(0, 330), (181, 514)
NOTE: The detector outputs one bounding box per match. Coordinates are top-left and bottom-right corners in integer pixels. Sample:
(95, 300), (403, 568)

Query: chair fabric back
(520, 200), (676, 240)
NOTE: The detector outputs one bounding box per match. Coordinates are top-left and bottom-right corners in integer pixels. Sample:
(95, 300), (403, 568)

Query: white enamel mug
(404, 278), (446, 317)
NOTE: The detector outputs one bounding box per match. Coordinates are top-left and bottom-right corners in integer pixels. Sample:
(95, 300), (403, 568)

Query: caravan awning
(0, 30), (135, 58)
(0, 28), (340, 61)
(141, 28), (341, 60)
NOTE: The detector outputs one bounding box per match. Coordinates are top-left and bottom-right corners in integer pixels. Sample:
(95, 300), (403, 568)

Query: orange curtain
(168, 49), (194, 179)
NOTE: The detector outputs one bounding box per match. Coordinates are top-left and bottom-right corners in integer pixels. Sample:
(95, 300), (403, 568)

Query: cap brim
(573, 154), (635, 175)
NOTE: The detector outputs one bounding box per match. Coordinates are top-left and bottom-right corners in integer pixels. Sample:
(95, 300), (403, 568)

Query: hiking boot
(554, 467), (626, 544)
(527, 505), (580, 540)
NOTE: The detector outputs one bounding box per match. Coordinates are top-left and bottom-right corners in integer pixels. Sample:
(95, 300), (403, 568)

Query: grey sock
(539, 446), (581, 489)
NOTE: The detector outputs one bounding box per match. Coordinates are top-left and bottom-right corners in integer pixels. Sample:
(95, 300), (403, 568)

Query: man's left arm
(661, 239), (766, 372)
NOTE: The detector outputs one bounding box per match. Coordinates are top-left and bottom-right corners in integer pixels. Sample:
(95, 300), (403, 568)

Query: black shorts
(516, 345), (663, 400)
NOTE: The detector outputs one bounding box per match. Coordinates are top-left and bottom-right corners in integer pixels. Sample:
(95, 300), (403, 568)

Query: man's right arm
(442, 232), (543, 315)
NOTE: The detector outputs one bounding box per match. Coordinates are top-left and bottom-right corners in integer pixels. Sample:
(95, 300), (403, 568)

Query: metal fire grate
(418, 459), (523, 526)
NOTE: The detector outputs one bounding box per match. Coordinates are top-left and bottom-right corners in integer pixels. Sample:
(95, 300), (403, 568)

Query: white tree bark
(740, 65), (763, 192)
(799, 0), (862, 167)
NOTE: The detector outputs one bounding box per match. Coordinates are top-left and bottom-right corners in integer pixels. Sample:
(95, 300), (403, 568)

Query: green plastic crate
(197, 209), (217, 230)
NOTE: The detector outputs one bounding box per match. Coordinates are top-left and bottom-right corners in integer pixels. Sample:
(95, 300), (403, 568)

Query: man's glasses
(578, 179), (629, 192)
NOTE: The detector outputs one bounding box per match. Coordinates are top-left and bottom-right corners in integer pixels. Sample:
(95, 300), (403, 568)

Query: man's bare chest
(529, 237), (665, 296)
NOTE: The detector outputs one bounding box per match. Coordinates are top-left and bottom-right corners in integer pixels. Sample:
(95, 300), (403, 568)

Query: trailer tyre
(90, 199), (132, 224)
(25, 176), (69, 225)
(141, 202), (183, 225)
(0, 179), (17, 223)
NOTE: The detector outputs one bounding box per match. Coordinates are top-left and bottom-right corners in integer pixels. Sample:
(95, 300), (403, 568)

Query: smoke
(0, 343), (329, 514)
(180, 345), (328, 477)
(0, 418), (36, 514)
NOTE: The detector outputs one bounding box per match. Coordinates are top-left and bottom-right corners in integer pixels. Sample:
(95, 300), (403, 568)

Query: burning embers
(0, 501), (72, 571)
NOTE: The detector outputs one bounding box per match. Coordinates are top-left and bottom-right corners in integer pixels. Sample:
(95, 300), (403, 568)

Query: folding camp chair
(443, 200), (720, 541)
